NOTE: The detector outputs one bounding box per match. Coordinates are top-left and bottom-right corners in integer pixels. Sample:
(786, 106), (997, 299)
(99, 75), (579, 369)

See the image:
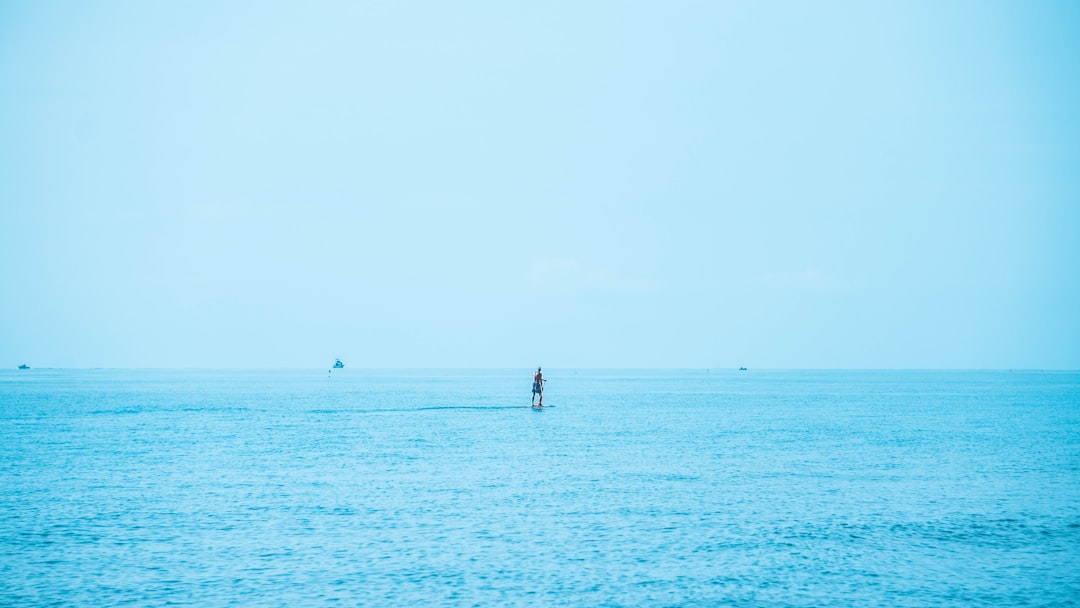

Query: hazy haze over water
(2, 1), (1079, 369)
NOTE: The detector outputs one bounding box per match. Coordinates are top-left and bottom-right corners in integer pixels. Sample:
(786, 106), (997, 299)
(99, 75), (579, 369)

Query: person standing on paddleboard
(532, 367), (544, 407)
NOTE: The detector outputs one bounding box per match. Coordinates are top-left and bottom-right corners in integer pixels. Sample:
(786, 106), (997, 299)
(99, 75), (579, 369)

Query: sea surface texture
(1, 369), (1078, 606)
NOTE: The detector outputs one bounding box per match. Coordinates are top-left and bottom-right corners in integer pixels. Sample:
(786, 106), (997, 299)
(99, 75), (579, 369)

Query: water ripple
(0, 369), (1077, 606)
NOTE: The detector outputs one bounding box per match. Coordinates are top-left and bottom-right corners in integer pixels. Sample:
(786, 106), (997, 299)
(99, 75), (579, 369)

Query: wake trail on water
(306, 405), (548, 414)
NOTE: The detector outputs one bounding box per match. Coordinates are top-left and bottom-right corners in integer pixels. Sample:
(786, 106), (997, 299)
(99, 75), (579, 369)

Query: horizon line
(5, 366), (1079, 373)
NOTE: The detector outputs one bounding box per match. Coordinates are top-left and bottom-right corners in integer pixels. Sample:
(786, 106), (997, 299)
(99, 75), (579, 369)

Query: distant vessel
(333, 359), (344, 369)
(738, 367), (747, 371)
(17, 364), (29, 370)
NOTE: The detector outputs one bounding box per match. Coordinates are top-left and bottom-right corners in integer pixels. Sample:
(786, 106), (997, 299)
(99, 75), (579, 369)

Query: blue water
(1, 369), (1078, 606)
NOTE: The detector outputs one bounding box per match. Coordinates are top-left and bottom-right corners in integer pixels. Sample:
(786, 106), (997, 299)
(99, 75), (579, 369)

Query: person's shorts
(532, 382), (541, 394)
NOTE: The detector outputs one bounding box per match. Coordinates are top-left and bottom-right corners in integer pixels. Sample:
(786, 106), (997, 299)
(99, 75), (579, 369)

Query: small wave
(306, 405), (534, 414)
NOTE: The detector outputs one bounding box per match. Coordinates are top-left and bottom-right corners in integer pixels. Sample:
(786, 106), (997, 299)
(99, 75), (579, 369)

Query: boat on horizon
(333, 359), (344, 369)
(17, 364), (29, 370)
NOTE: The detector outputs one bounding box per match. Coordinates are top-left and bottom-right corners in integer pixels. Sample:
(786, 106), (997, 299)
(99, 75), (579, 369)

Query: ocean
(1, 369), (1077, 606)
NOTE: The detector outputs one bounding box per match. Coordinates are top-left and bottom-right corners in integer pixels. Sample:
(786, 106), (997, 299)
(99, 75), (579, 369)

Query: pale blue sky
(1, 1), (1078, 369)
